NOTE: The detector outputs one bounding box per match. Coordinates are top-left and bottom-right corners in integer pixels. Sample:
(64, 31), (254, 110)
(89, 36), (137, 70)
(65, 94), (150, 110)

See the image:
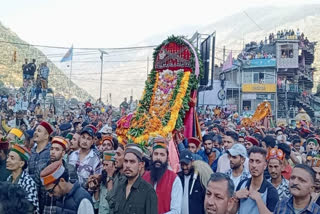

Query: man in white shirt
(178, 150), (206, 214)
(225, 143), (251, 189)
(217, 131), (249, 173)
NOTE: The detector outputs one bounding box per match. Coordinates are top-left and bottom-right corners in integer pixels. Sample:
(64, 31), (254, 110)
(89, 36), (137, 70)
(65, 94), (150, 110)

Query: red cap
(245, 136), (259, 146)
(39, 121), (53, 135)
(188, 137), (201, 148)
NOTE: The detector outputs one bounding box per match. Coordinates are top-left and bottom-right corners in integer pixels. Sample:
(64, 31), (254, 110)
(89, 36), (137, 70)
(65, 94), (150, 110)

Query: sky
(1, 0), (319, 49)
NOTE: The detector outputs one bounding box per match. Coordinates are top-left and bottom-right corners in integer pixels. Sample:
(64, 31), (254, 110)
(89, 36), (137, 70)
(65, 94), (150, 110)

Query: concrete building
(200, 30), (317, 122)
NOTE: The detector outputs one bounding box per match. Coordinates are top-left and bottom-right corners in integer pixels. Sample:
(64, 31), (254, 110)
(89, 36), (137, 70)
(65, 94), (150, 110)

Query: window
(253, 72), (264, 83)
(243, 72), (252, 83)
(243, 100), (251, 111)
(281, 44), (294, 58)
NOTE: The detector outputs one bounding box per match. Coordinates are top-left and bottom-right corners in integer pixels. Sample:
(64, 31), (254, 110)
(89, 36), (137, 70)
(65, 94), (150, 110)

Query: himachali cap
(101, 136), (114, 146)
(40, 161), (65, 186)
(65, 133), (73, 141)
(267, 148), (285, 161)
(11, 144), (30, 162)
(125, 144), (143, 160)
(306, 138), (319, 146)
(153, 137), (168, 150)
(227, 143), (247, 158)
(0, 138), (9, 150)
(245, 136), (259, 146)
(188, 137), (201, 148)
(39, 121), (54, 135)
(103, 151), (115, 161)
(52, 136), (68, 150)
(9, 128), (23, 139)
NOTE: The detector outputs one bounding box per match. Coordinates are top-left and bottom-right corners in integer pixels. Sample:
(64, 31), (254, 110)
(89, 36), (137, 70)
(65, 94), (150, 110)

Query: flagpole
(69, 45), (73, 98)
(69, 57), (72, 97)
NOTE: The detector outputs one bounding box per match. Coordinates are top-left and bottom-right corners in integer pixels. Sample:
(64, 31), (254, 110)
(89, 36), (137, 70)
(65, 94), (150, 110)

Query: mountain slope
(0, 22), (93, 101)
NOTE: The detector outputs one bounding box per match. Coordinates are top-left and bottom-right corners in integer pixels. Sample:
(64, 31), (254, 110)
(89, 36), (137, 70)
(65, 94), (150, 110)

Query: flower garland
(128, 71), (190, 143)
(116, 35), (201, 146)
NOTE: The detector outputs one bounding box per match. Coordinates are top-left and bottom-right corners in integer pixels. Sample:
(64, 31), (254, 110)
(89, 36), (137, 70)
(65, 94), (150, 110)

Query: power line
(0, 40), (157, 50)
(243, 11), (263, 31)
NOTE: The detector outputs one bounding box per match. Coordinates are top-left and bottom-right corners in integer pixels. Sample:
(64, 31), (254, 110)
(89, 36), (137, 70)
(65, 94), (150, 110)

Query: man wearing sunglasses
(41, 161), (94, 214)
(267, 148), (290, 200)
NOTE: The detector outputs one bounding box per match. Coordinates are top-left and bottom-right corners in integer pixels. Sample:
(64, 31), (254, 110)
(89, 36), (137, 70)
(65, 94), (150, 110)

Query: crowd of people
(22, 59), (50, 101)
(0, 90), (320, 214)
(238, 50), (275, 61)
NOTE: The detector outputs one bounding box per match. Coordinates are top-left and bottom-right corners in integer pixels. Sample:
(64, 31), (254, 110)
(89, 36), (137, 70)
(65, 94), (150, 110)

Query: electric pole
(99, 49), (108, 103)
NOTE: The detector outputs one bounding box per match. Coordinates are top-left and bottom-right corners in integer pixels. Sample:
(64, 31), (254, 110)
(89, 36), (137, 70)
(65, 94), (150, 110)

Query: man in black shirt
(28, 59), (36, 81)
(112, 144), (158, 214)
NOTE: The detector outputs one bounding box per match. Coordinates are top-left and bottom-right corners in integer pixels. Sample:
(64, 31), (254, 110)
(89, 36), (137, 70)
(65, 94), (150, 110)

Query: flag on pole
(222, 51), (232, 71)
(60, 46), (73, 62)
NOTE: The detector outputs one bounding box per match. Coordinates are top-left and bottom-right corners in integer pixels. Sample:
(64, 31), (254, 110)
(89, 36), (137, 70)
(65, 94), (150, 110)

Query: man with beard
(204, 173), (236, 214)
(28, 121), (53, 179)
(112, 144), (158, 214)
(274, 164), (320, 213)
(178, 150), (206, 214)
(225, 144), (250, 190)
(35, 136), (78, 213)
(105, 144), (126, 214)
(143, 138), (183, 214)
(233, 146), (279, 214)
(198, 134), (221, 172)
(90, 152), (116, 214)
(266, 148), (290, 201)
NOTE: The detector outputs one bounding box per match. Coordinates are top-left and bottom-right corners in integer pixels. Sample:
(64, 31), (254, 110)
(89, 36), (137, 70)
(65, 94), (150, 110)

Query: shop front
(241, 83), (276, 115)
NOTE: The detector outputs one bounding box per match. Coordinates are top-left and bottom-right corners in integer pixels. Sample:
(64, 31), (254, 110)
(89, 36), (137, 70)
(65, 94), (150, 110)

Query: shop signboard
(242, 84), (276, 93)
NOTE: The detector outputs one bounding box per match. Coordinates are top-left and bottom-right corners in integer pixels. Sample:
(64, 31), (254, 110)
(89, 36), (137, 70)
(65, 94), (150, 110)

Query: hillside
(0, 22), (93, 101)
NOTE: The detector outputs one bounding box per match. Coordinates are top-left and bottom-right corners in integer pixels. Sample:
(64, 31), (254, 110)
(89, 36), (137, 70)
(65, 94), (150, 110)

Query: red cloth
(143, 169), (177, 214)
(282, 164), (292, 180)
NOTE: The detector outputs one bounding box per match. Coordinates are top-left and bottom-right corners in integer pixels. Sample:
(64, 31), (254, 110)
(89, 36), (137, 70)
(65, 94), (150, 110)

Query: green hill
(0, 21), (93, 101)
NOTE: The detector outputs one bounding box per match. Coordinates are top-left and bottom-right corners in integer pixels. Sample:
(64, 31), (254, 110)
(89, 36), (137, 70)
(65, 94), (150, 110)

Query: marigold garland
(117, 35), (201, 146)
(128, 71), (190, 144)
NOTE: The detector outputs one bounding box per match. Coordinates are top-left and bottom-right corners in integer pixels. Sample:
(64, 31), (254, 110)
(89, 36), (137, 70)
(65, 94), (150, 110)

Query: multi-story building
(220, 30), (316, 122)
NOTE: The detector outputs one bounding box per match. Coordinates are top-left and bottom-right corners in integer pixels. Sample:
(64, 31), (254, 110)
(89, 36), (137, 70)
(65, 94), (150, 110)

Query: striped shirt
(274, 196), (320, 214)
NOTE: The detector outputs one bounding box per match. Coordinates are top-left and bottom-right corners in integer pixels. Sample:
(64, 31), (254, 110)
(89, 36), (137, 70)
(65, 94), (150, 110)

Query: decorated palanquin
(241, 101), (273, 128)
(116, 36), (201, 146)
